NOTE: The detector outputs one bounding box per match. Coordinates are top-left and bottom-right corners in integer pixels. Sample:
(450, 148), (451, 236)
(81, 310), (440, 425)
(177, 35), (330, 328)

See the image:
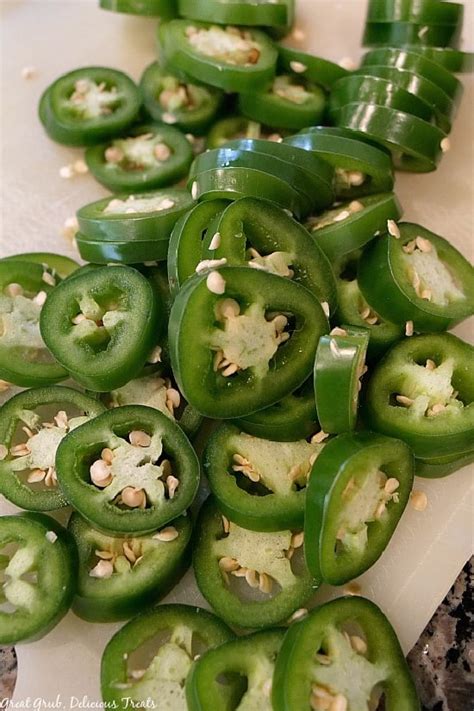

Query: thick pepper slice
(0, 261), (67, 387)
(415, 449), (474, 479)
(85, 123), (193, 192)
(101, 604), (235, 711)
(363, 21), (462, 49)
(39, 67), (141, 147)
(0, 252), (79, 279)
(55, 405), (200, 535)
(159, 21), (278, 92)
(399, 45), (474, 72)
(366, 0), (464, 25)
(186, 628), (285, 711)
(0, 513), (77, 644)
(169, 266), (328, 419)
(358, 223), (474, 332)
(40, 266), (162, 391)
(140, 62), (223, 133)
(0, 386), (105, 511)
(68, 512), (192, 622)
(178, 0), (294, 28)
(204, 423), (325, 531)
(99, 0), (177, 16)
(314, 326), (370, 434)
(305, 432), (413, 584)
(365, 333), (474, 459)
(278, 46), (350, 90)
(193, 497), (317, 628)
(272, 596), (420, 711)
(307, 192), (402, 261)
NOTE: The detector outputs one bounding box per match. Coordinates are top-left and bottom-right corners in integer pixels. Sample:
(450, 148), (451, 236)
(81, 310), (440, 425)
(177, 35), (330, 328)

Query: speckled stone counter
(1, 559), (472, 709)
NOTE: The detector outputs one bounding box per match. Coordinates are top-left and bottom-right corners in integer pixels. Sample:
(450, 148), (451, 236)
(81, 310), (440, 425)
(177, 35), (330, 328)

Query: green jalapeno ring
(399, 45), (474, 72)
(366, 0), (464, 25)
(277, 45), (350, 90)
(100, 0), (177, 17)
(177, 0), (293, 28)
(363, 21), (462, 50)
(0, 253), (79, 279)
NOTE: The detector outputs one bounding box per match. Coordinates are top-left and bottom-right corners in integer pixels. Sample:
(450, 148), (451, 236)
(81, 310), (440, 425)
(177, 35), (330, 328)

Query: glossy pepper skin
(272, 596), (420, 711)
(0, 252), (79, 279)
(278, 45), (350, 90)
(0, 513), (77, 645)
(99, 0), (177, 17)
(178, 0), (294, 28)
(305, 432), (414, 584)
(365, 333), (474, 459)
(363, 21), (462, 50)
(399, 45), (474, 73)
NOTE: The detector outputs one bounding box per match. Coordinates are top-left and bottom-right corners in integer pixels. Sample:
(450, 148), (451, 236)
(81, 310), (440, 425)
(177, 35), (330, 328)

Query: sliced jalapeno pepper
(307, 192), (402, 261)
(399, 45), (474, 72)
(204, 423), (324, 531)
(99, 0), (177, 17)
(178, 0), (293, 28)
(186, 628), (285, 711)
(314, 326), (370, 434)
(363, 21), (462, 49)
(159, 20), (278, 92)
(39, 67), (141, 147)
(194, 497), (317, 628)
(0, 513), (76, 644)
(358, 223), (474, 331)
(202, 197), (337, 311)
(68, 512), (191, 622)
(75, 233), (169, 265)
(0, 261), (67, 387)
(278, 46), (350, 90)
(56, 405), (199, 535)
(415, 449), (474, 479)
(238, 73), (326, 130)
(101, 604), (235, 711)
(305, 432), (413, 584)
(206, 116), (286, 148)
(272, 596), (420, 711)
(365, 333), (474, 458)
(0, 253), (79, 279)
(140, 62), (223, 133)
(284, 130), (394, 200)
(366, 0), (464, 25)
(85, 123), (193, 192)
(169, 266), (328, 419)
(0, 386), (105, 511)
(40, 265), (162, 391)
(233, 377), (319, 442)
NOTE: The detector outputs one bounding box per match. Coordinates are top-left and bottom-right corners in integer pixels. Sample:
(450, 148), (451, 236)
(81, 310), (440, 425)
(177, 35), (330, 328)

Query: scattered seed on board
(411, 490), (428, 512)
(441, 137), (451, 153)
(21, 66), (37, 79)
(339, 56), (356, 70)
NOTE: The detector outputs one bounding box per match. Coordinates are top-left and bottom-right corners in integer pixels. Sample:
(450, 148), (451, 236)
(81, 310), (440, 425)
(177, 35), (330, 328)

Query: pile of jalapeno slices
(2, 0), (474, 709)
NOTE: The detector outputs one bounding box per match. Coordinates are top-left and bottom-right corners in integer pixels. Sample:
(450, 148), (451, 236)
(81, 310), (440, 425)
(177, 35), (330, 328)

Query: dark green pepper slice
(75, 233), (173, 265)
(40, 265), (162, 391)
(233, 377), (319, 442)
(101, 604), (235, 710)
(178, 0), (293, 27)
(68, 512), (191, 622)
(39, 67), (141, 147)
(202, 197), (337, 311)
(169, 266), (328, 418)
(307, 192), (402, 261)
(358, 223), (474, 331)
(0, 252), (79, 279)
(314, 326), (370, 434)
(305, 432), (413, 584)
(159, 20), (278, 92)
(85, 123), (193, 192)
(0, 385), (105, 511)
(206, 116), (286, 148)
(186, 628), (285, 711)
(140, 62), (223, 133)
(363, 21), (462, 49)
(0, 513), (76, 644)
(238, 73), (326, 130)
(272, 596), (420, 711)
(0, 261), (67, 387)
(100, 0), (177, 16)
(194, 497), (317, 628)
(366, 0), (464, 25)
(399, 45), (474, 72)
(278, 45), (350, 90)
(415, 449), (474, 479)
(204, 423), (325, 531)
(365, 333), (474, 459)
(56, 405), (200, 535)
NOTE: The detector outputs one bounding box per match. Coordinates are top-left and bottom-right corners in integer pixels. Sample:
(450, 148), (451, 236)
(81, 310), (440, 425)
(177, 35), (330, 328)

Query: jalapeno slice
(363, 21), (462, 49)
(40, 266), (162, 391)
(415, 449), (474, 479)
(39, 67), (141, 147)
(159, 20), (278, 92)
(238, 74), (326, 130)
(314, 326), (370, 434)
(186, 628), (285, 711)
(169, 266), (328, 419)
(85, 123), (193, 192)
(204, 423), (324, 531)
(399, 45), (474, 72)
(365, 333), (474, 458)
(206, 116), (286, 148)
(305, 432), (413, 584)
(278, 46), (350, 90)
(99, 0), (177, 17)
(307, 193), (402, 261)
(0, 513), (76, 644)
(366, 0), (464, 25)
(56, 405), (199, 535)
(68, 512), (191, 622)
(101, 604), (235, 710)
(272, 596), (420, 711)
(178, 0), (293, 27)
(194, 497), (317, 628)
(0, 253), (80, 279)
(140, 62), (223, 133)
(358, 223), (474, 332)
(0, 261), (67, 387)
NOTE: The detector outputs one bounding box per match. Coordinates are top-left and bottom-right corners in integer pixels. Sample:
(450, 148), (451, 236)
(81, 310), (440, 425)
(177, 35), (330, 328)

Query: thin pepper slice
(363, 21), (462, 49)
(399, 45), (474, 72)
(178, 0), (294, 28)
(278, 45), (350, 90)
(415, 449), (474, 479)
(99, 0), (177, 16)
(206, 116), (286, 148)
(366, 0), (464, 25)
(0, 253), (79, 279)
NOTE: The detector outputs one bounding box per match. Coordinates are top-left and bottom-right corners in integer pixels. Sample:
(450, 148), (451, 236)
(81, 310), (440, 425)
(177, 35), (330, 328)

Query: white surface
(0, 0), (473, 705)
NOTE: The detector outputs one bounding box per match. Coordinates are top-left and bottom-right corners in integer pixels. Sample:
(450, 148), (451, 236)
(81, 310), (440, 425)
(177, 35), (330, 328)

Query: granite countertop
(1, 559), (472, 709)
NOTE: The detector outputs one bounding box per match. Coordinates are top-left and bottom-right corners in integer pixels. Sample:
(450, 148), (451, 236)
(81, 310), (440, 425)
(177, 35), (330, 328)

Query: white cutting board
(0, 0), (473, 704)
